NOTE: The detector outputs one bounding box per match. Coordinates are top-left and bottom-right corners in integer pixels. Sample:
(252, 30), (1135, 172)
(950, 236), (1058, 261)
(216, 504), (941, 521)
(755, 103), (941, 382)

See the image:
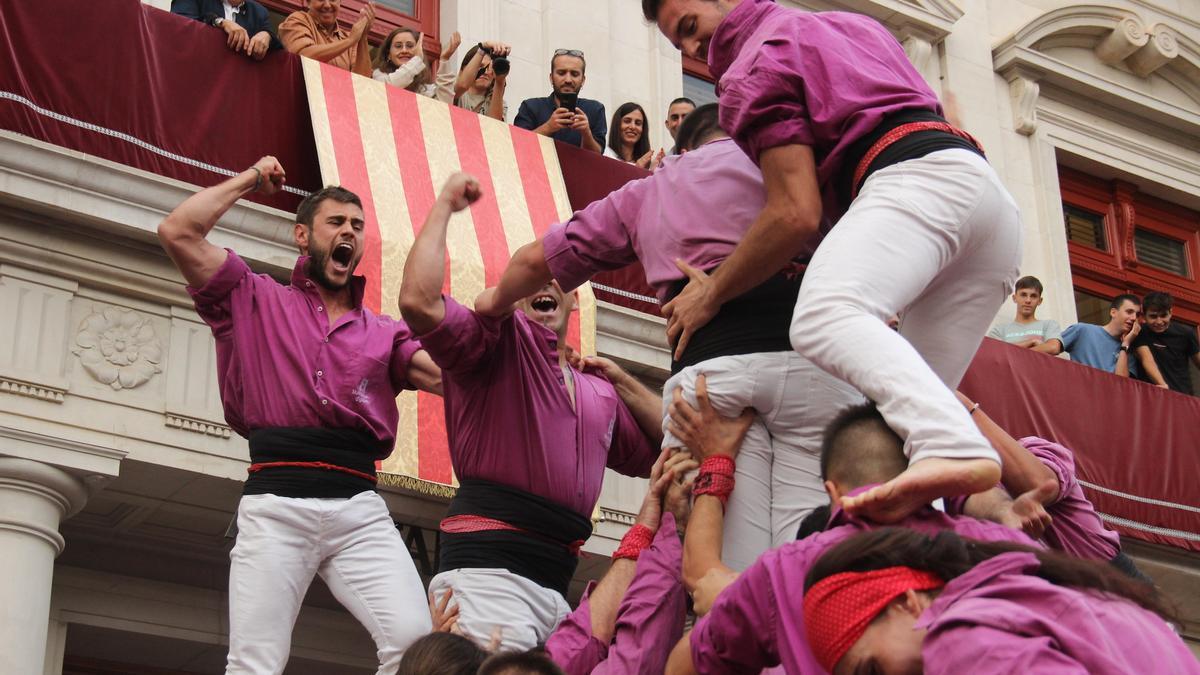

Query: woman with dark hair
(454, 41), (511, 121)
(397, 632), (487, 675)
(803, 528), (1197, 675)
(372, 27), (459, 102)
(604, 102), (659, 170)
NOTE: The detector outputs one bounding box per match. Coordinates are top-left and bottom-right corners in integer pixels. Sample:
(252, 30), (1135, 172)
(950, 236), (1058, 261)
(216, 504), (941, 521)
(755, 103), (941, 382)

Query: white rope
(1, 90), (311, 196)
(590, 282), (658, 305)
(1079, 479), (1200, 514)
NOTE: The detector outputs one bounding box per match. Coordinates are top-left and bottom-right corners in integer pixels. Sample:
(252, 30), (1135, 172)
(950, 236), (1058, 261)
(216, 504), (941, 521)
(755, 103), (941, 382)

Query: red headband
(803, 566), (944, 672)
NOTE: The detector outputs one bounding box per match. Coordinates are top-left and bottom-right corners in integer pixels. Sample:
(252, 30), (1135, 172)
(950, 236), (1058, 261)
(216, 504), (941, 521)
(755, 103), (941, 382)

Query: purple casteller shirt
(1020, 437), (1122, 561)
(708, 0), (943, 220)
(545, 513), (687, 674)
(690, 486), (1040, 674)
(416, 297), (656, 516)
(542, 138), (814, 302)
(188, 252), (422, 455)
(945, 437), (1122, 561)
(920, 552), (1199, 674)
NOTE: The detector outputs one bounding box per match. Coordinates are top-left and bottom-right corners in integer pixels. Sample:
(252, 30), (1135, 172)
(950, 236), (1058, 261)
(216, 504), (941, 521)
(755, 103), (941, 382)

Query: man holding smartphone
(515, 49), (606, 153)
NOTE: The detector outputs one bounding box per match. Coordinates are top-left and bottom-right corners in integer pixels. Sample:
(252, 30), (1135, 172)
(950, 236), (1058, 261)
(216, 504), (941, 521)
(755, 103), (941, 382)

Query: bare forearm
(970, 406), (1058, 500)
(1114, 349), (1130, 377)
(610, 372), (665, 446)
(454, 53), (483, 96)
(1136, 347), (1167, 386)
(493, 240), (553, 310)
(961, 487), (1014, 523)
(580, 131), (601, 153)
(161, 169), (256, 242)
(399, 198), (453, 334)
(682, 496), (730, 591)
(708, 206), (813, 306)
(587, 558), (638, 644)
(486, 81), (506, 120)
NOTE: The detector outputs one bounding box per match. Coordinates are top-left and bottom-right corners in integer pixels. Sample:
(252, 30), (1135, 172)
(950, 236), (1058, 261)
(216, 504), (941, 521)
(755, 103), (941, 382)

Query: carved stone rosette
(73, 307), (163, 390)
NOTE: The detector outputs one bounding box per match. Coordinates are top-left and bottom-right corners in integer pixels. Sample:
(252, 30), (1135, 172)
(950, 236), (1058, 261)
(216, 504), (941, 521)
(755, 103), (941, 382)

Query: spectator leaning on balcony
(664, 97), (695, 153)
(373, 28), (460, 102)
(1034, 293), (1141, 377)
(279, 0), (374, 77)
(156, 157), (442, 673)
(604, 102), (664, 170)
(455, 42), (511, 122)
(171, 0), (282, 59)
(987, 275), (1061, 348)
(515, 50), (606, 153)
(1134, 291), (1200, 395)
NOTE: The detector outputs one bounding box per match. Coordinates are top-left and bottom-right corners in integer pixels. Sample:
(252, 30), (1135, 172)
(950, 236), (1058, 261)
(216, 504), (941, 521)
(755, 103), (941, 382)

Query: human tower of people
(155, 0), (1200, 673)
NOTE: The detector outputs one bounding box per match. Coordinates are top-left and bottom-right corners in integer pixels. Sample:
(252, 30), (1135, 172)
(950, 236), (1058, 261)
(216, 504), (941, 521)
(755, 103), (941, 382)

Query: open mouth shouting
(530, 293), (559, 317)
(330, 241), (355, 274)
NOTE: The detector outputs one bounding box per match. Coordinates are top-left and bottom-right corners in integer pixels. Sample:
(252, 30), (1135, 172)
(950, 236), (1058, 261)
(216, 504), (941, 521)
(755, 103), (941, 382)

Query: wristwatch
(211, 16), (224, 26)
(1118, 344), (1130, 353)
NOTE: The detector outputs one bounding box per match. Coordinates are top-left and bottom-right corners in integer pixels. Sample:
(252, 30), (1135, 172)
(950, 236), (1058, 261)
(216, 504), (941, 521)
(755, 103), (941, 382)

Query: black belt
(666, 266), (804, 374)
(438, 479), (592, 597)
(244, 427), (379, 498)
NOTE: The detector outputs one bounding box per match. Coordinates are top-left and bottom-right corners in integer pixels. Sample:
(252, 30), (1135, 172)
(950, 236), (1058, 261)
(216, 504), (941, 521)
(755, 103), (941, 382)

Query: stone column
(0, 458), (88, 675)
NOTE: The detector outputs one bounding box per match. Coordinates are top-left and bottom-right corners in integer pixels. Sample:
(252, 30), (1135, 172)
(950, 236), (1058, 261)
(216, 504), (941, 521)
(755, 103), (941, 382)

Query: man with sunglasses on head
(515, 49), (606, 153)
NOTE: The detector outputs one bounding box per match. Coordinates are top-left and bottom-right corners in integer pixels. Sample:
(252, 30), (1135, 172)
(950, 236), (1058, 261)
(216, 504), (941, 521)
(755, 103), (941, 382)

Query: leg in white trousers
(662, 352), (863, 570)
(226, 491), (431, 675)
(790, 149), (1022, 468)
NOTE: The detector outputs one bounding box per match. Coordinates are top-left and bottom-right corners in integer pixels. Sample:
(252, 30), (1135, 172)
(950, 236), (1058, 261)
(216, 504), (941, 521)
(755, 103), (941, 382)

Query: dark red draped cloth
(961, 338), (1200, 552)
(0, 0), (320, 210)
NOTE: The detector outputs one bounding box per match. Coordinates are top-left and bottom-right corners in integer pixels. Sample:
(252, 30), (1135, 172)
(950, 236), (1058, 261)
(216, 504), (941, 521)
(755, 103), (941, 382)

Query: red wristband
(694, 455), (736, 508)
(613, 523), (655, 561)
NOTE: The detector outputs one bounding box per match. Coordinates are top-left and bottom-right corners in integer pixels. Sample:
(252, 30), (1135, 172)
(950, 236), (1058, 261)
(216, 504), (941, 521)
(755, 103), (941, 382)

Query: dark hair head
(804, 528), (1174, 621)
(478, 648), (566, 675)
(374, 28), (432, 90)
(296, 186), (363, 228)
(642, 0), (664, 20)
(796, 504), (833, 540)
(397, 633), (488, 675)
(1110, 293), (1141, 311)
(1014, 276), (1044, 294)
(669, 96), (696, 109)
(1142, 291), (1173, 314)
(819, 404), (907, 490)
(550, 51), (587, 74)
(459, 44), (496, 96)
(673, 102), (723, 153)
(608, 102), (651, 161)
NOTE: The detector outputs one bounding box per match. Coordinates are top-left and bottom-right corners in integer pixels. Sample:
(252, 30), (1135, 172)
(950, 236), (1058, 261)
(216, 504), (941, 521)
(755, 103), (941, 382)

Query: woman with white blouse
(372, 28), (459, 103)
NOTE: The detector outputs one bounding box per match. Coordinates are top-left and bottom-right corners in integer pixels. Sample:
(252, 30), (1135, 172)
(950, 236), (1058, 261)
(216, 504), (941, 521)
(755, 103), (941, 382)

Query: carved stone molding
(993, 7), (1200, 141)
(1005, 70), (1043, 136)
(164, 413), (232, 439)
(595, 507), (637, 527)
(0, 376), (66, 403)
(72, 307), (163, 391)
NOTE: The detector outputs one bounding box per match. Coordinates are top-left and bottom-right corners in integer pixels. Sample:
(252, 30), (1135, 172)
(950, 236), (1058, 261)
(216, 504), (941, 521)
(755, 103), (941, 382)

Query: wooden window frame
(1060, 166), (1200, 325)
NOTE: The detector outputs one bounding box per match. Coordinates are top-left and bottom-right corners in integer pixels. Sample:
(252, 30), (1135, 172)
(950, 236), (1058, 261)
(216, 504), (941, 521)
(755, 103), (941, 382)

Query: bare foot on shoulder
(840, 457), (1001, 523)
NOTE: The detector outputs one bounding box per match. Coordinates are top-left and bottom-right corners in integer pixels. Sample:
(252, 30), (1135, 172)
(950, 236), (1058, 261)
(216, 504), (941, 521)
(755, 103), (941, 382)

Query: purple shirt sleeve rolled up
(1018, 437), (1122, 561)
(415, 295), (656, 515)
(541, 139), (785, 303)
(186, 250), (421, 456)
(595, 512), (687, 674)
(545, 581), (609, 675)
(707, 0), (942, 219)
(918, 552), (1200, 675)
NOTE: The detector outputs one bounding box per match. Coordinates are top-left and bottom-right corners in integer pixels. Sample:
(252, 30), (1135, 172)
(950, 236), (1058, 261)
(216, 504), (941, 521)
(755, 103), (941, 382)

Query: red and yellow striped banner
(301, 59), (596, 495)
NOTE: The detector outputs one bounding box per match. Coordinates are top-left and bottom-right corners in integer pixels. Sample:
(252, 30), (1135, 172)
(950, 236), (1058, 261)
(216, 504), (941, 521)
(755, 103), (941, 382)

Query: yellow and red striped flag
(301, 59), (596, 495)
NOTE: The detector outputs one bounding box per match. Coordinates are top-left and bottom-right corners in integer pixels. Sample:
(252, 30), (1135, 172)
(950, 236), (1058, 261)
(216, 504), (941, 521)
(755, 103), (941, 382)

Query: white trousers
(662, 352), (864, 571)
(791, 148), (1021, 467)
(429, 568), (570, 653)
(226, 491), (431, 675)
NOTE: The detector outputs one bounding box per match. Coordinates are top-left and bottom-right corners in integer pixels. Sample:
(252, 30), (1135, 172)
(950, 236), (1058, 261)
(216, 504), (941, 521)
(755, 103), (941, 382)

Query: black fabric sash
(244, 427), (378, 498)
(666, 270), (802, 374)
(438, 479), (593, 597)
